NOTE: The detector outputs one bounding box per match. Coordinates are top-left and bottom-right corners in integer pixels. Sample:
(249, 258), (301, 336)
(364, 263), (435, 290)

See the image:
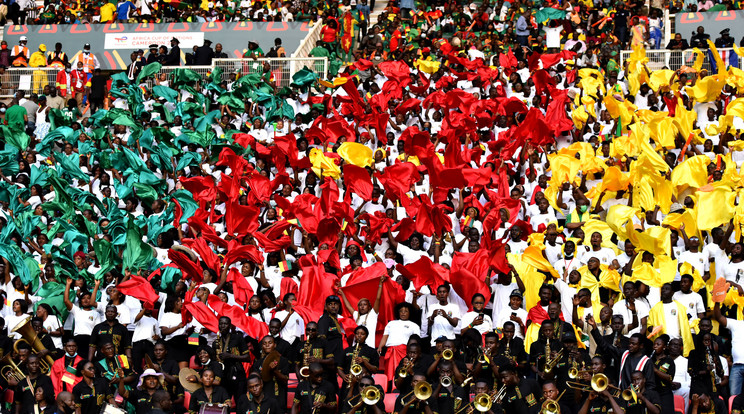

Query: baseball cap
(19, 36), (27, 42)
(509, 289), (523, 299)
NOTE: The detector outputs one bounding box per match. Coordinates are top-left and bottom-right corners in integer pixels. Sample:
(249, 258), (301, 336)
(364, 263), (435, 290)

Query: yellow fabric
(579, 265), (621, 306)
(605, 204), (641, 241)
(673, 100), (698, 142)
(648, 70), (675, 91)
(707, 40), (728, 76)
(522, 245), (560, 279)
(662, 210), (699, 240)
(547, 153), (582, 185)
(684, 74), (726, 102)
(415, 59), (440, 74)
(670, 155), (712, 193)
(626, 221), (672, 257)
(507, 253), (545, 311)
(647, 301), (695, 356)
(337, 142), (374, 168)
(648, 116), (678, 149)
(692, 48), (705, 72)
(695, 186), (736, 230)
(604, 94), (636, 128)
(600, 166), (630, 192)
(309, 148), (342, 179)
(678, 262), (707, 292)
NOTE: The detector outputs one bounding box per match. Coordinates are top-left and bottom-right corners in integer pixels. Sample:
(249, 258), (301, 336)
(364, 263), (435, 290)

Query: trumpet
(568, 367), (593, 379)
(442, 349), (454, 360)
(400, 381), (433, 405)
(543, 348), (564, 374)
(492, 384), (507, 404)
(541, 390), (566, 414)
(347, 386), (382, 407)
(440, 376), (452, 387)
(398, 359), (414, 378)
(622, 386), (638, 403)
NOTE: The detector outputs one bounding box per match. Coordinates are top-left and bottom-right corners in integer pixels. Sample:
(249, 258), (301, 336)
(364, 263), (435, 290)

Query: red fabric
(545, 89), (575, 134)
(296, 255), (339, 315)
(383, 344), (407, 378)
(180, 176), (216, 204)
(275, 194), (320, 233)
(499, 48), (518, 74)
(216, 147), (250, 176)
(168, 249), (203, 283)
(207, 295), (269, 339)
(395, 98), (422, 115)
(225, 199), (260, 236)
(395, 256), (449, 292)
(227, 268), (255, 307)
(357, 211), (394, 244)
(343, 164), (374, 201)
(250, 221), (293, 253)
(216, 173), (242, 202)
(183, 301), (219, 333)
(280, 277), (299, 300)
(378, 60), (411, 84)
(450, 251), (491, 311)
(527, 304), (550, 325)
(340, 79), (365, 114)
(412, 196), (452, 237)
(539, 50), (576, 69)
(116, 276), (160, 306)
(375, 162), (420, 202)
(183, 238), (221, 275)
(273, 133), (299, 167)
(222, 239), (264, 267)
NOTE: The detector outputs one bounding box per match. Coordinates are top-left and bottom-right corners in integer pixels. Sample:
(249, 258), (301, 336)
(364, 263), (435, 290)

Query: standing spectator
(55, 63), (72, 103)
(126, 52), (142, 81)
(164, 38), (180, 66)
(146, 44), (159, 64)
(99, 0), (116, 22)
(88, 69), (107, 114)
(69, 61), (87, 113)
(5, 94), (28, 132)
(47, 43), (68, 69)
(20, 93), (38, 133)
(357, 0), (370, 38)
(71, 43), (100, 82)
(516, 10), (531, 47)
(214, 43), (228, 59)
(0, 41), (11, 68)
(46, 84), (64, 110)
(613, 3), (630, 46)
(193, 39), (214, 66)
(116, 0), (137, 22)
(29, 44), (48, 94)
(10, 36), (29, 67)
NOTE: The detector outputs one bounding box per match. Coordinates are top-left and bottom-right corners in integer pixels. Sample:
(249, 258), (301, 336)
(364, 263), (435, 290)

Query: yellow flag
(695, 186), (736, 230)
(337, 142), (374, 168)
(670, 155), (712, 193)
(309, 148), (342, 179)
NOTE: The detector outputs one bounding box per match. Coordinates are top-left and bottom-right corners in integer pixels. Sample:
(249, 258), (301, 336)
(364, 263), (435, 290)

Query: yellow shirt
(29, 51), (47, 67)
(100, 2), (116, 22)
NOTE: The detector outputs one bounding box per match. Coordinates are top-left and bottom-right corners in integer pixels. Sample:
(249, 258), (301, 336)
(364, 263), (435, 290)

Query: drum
(199, 403), (228, 414)
(99, 403), (127, 414)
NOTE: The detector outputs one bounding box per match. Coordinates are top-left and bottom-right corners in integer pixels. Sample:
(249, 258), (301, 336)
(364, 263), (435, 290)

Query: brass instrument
(12, 317), (54, 373)
(442, 349), (454, 360)
(310, 393), (326, 414)
(398, 359), (414, 378)
(707, 346), (719, 393)
(348, 343), (362, 380)
(566, 373), (631, 400)
(440, 375), (452, 387)
(455, 384), (507, 414)
(541, 389), (566, 414)
(347, 386), (382, 407)
(504, 339), (513, 363)
(400, 381), (433, 405)
(622, 385), (638, 403)
(299, 341), (311, 378)
(543, 348), (564, 374)
(0, 355), (25, 383)
(261, 350), (281, 383)
(568, 367), (592, 379)
(491, 384), (507, 404)
(477, 347), (489, 365)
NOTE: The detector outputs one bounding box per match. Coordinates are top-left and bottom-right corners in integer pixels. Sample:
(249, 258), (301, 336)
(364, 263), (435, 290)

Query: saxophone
(299, 341), (312, 378)
(613, 332), (620, 348)
(311, 393), (326, 414)
(348, 343), (362, 380)
(505, 339), (513, 363)
(707, 346), (719, 393)
(544, 338), (551, 369)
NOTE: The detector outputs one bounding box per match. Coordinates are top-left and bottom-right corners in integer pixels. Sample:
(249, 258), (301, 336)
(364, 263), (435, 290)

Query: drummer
(187, 369), (230, 414)
(251, 335), (290, 412)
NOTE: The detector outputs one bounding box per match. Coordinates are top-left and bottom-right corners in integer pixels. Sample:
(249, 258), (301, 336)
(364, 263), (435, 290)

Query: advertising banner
(675, 11), (744, 44)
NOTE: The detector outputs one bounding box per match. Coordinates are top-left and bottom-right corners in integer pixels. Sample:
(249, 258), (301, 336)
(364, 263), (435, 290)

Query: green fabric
(122, 217), (155, 272)
(291, 67), (318, 87)
(33, 281), (75, 322)
(137, 62), (162, 83)
(5, 105), (27, 132)
(152, 85), (179, 103)
(170, 189), (199, 224)
(535, 7), (566, 24)
(1, 125), (30, 151)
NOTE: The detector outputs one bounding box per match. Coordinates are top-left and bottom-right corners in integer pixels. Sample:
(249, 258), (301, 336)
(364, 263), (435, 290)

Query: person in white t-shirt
(63, 278), (101, 353)
(273, 293), (305, 346)
(714, 294), (744, 396)
(460, 293), (493, 336)
(494, 290), (528, 339)
(427, 285), (461, 346)
(36, 303), (63, 350)
(672, 274), (706, 322)
(339, 275), (384, 348)
(612, 281), (649, 337)
(580, 232), (617, 267)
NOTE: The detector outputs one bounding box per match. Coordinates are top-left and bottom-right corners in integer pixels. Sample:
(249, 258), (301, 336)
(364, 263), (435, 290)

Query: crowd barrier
(619, 47), (743, 72)
(0, 57), (329, 99)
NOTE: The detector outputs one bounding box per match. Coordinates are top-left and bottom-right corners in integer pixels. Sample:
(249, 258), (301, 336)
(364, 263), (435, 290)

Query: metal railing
(0, 67), (58, 98)
(213, 57), (329, 87)
(619, 47), (743, 73)
(680, 47), (744, 72)
(292, 20), (323, 58)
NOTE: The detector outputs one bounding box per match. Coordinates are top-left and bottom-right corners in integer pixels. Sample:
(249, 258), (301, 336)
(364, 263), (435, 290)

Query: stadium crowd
(1, 0), (744, 413)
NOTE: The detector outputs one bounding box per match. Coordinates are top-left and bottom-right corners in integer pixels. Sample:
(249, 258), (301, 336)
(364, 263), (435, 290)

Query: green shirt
(61, 106), (82, 123)
(5, 105), (27, 131)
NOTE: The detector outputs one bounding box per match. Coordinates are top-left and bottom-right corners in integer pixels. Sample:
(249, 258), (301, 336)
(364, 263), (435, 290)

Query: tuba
(0, 355), (25, 383)
(12, 317), (53, 373)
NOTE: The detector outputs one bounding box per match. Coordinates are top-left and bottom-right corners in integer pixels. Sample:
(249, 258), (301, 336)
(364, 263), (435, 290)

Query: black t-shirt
(188, 386), (231, 414)
(15, 374), (54, 414)
(317, 313), (344, 364)
(72, 378), (113, 414)
(293, 380), (337, 414)
(652, 356), (676, 395)
(435, 384), (468, 414)
(251, 354), (290, 404)
(394, 391), (439, 414)
(501, 378), (541, 414)
(194, 360), (224, 384)
(235, 393), (283, 414)
(127, 388), (158, 412)
(89, 321), (132, 357)
(340, 384), (386, 414)
(341, 343), (380, 374)
(731, 394), (743, 414)
(154, 357), (182, 397)
(624, 390), (662, 414)
(212, 332), (250, 380)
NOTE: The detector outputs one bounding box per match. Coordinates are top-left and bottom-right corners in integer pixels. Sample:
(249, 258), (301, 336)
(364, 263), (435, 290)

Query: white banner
(104, 32), (205, 50)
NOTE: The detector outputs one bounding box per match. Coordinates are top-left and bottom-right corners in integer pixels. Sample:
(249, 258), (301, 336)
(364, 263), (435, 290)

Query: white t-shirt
(554, 279), (578, 322)
(727, 318), (744, 364)
(428, 303), (461, 345)
(672, 291), (705, 321)
(131, 315), (159, 344)
(661, 302), (681, 339)
(5, 313), (26, 340)
(352, 309), (378, 347)
(43, 316), (62, 349)
(70, 305), (101, 336)
(98, 303), (132, 326)
(460, 311), (493, 336)
(612, 299), (650, 337)
(396, 244), (428, 265)
(581, 247), (616, 266)
(159, 312), (186, 341)
(544, 26), (563, 48)
(494, 306), (528, 339)
(383, 319), (421, 347)
(721, 259), (744, 284)
(489, 282), (517, 318)
(274, 309), (305, 345)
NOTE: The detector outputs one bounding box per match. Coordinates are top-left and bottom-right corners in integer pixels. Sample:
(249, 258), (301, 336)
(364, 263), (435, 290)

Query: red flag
(227, 268), (254, 307)
(375, 162), (420, 202)
(116, 276), (159, 305)
(168, 249), (203, 283)
(296, 255), (339, 315)
(339, 273), (406, 347)
(395, 256), (449, 292)
(225, 199), (260, 236)
(449, 267), (490, 311)
(183, 238), (221, 275)
(343, 164), (374, 201)
(183, 301), (219, 333)
(207, 295), (269, 339)
(222, 240), (264, 267)
(180, 176), (216, 204)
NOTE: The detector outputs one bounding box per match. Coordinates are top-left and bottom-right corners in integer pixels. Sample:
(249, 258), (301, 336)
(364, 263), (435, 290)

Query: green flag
(121, 217), (155, 272)
(1, 125), (30, 151)
(137, 62), (162, 83)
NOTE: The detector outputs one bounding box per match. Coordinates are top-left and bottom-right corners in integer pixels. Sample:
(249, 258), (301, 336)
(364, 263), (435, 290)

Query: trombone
(541, 390), (566, 414)
(442, 349), (454, 360)
(400, 381), (433, 406)
(455, 384), (507, 414)
(566, 373), (636, 401)
(347, 386), (382, 407)
(543, 349), (564, 374)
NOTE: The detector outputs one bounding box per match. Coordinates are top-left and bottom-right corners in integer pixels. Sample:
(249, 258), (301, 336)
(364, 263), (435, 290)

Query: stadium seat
(384, 393), (398, 413)
(184, 391), (191, 410)
(373, 373), (389, 391)
(288, 373), (299, 388)
(730, 396), (736, 413)
(287, 391), (294, 410)
(188, 355), (198, 369)
(674, 394), (685, 414)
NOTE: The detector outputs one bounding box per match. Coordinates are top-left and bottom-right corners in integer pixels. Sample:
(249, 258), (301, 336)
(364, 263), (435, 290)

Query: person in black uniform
(542, 381), (572, 414)
(625, 370), (661, 414)
(472, 332), (509, 385)
(14, 354), (54, 414)
(95, 342), (136, 393)
(529, 321), (563, 382)
(118, 369), (165, 413)
(432, 359), (468, 414)
(394, 373), (437, 414)
(151, 341), (183, 409)
(236, 373), (283, 414)
(146, 44), (159, 64)
(290, 363), (337, 414)
(251, 335), (290, 411)
(88, 305), (132, 361)
(546, 303), (574, 342)
(651, 335), (676, 414)
(499, 364), (542, 414)
(577, 386), (626, 414)
(0, 317), (14, 359)
(72, 360), (115, 414)
(688, 332), (725, 398)
(715, 29), (735, 48)
(268, 318), (292, 356)
(31, 317), (59, 360)
(497, 322), (528, 373)
(317, 295), (345, 368)
(342, 375), (386, 414)
(426, 338), (467, 384)
(688, 392), (728, 414)
(186, 347), (224, 387)
(296, 322), (334, 381)
(213, 316), (251, 397)
(690, 26), (711, 49)
(340, 326), (380, 380)
(164, 38), (180, 66)
(394, 341), (435, 395)
(588, 313), (629, 381)
(188, 369), (231, 414)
